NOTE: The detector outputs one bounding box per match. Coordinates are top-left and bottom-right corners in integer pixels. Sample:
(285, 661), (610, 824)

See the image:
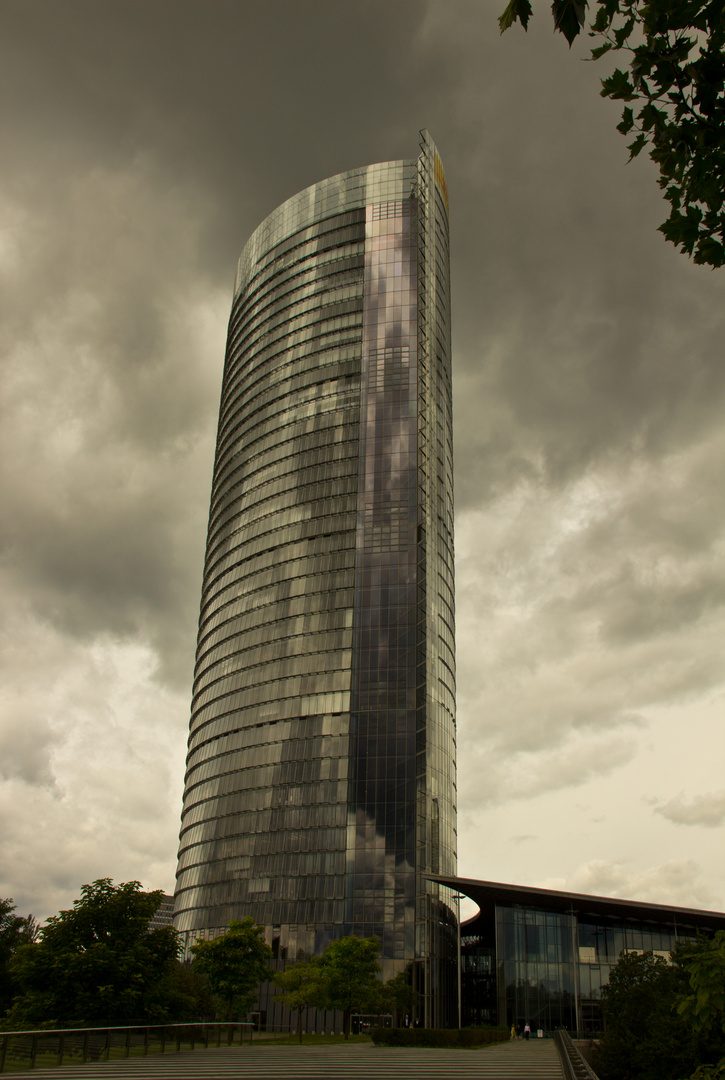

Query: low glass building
(435, 876), (725, 1032)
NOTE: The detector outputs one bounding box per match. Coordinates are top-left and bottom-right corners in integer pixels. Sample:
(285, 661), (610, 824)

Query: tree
(144, 959), (217, 1023)
(498, 1), (725, 267)
(678, 931), (725, 1080)
(0, 898), (38, 1019)
(190, 917), (272, 1022)
(274, 943), (416, 1041)
(6, 880), (181, 1028)
(315, 935), (383, 1039)
(593, 946), (725, 1080)
(679, 931), (725, 1034)
(377, 970), (419, 1019)
(273, 954), (326, 1042)
(595, 949), (691, 1080)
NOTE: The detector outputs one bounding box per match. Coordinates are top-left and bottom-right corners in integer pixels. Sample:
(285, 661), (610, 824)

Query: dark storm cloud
(0, 160), (223, 686)
(412, 8), (725, 509)
(0, 0), (454, 686)
(1, 0), (436, 276)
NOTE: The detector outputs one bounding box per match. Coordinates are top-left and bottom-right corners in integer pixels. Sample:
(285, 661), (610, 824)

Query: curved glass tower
(175, 131), (456, 1024)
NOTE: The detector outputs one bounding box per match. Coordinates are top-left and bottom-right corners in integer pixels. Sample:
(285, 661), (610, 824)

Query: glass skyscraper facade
(174, 132), (456, 1024)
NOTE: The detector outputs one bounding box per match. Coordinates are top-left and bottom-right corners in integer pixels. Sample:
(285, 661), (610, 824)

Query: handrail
(0, 1022), (254, 1073)
(0, 1019), (254, 1036)
(0, 1023), (253, 1037)
(554, 1028), (601, 1080)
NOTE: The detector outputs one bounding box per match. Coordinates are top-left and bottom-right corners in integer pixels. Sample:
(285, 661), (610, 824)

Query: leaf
(613, 14), (636, 47)
(498, 0), (533, 33)
(664, 182), (683, 209)
(551, 0), (588, 46)
(659, 208), (700, 254)
(590, 42), (613, 59)
(639, 102), (666, 132)
(617, 106), (635, 134)
(590, 5), (612, 34)
(601, 67), (636, 100)
(627, 133), (648, 159)
(695, 238), (725, 267)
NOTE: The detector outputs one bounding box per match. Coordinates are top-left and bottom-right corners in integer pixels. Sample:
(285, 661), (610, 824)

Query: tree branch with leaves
(677, 931), (725, 1080)
(499, 0), (725, 267)
(0, 898), (38, 1019)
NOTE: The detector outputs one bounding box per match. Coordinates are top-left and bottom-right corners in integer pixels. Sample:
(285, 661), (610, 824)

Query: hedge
(370, 1027), (510, 1048)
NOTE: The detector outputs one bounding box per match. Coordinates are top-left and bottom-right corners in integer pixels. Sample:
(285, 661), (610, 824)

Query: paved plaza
(8, 1038), (564, 1079)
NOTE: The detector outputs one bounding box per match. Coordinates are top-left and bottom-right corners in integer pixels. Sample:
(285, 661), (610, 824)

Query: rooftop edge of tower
(233, 158), (414, 298)
(233, 130), (444, 299)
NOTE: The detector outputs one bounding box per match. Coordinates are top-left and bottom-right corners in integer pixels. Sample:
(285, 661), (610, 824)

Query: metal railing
(554, 1028), (601, 1080)
(0, 1022), (253, 1073)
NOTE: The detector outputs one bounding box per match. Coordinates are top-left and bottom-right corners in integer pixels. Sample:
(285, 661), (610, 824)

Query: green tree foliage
(377, 970), (419, 1017)
(190, 917), (272, 1022)
(678, 931), (725, 1080)
(314, 935), (383, 1039)
(273, 953), (326, 1042)
(144, 959), (217, 1023)
(274, 941), (416, 1039)
(679, 931), (725, 1034)
(595, 950), (692, 1080)
(592, 946), (725, 1080)
(6, 880), (181, 1028)
(0, 898), (38, 1019)
(498, 1), (725, 267)
(687, 1065), (725, 1080)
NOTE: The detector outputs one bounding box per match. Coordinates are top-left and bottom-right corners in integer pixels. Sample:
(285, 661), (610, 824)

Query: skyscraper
(174, 131), (456, 1025)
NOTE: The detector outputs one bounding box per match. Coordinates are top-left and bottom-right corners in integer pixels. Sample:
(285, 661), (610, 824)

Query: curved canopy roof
(432, 875), (725, 934)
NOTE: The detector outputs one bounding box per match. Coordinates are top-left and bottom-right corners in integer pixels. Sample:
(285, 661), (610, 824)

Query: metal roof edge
(428, 874), (725, 930)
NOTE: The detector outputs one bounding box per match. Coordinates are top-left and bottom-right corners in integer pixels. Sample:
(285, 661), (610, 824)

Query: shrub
(370, 1026), (510, 1048)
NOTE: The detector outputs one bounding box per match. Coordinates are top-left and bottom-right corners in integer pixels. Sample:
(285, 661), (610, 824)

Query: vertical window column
(347, 200), (419, 962)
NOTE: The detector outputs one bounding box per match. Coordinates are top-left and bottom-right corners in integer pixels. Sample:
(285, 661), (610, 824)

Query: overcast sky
(1, 0), (723, 925)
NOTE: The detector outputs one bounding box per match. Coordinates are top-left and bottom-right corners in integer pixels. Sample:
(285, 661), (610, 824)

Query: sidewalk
(5, 1038), (563, 1079)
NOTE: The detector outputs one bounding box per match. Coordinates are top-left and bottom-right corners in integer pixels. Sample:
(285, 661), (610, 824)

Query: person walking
(524, 1023), (531, 1041)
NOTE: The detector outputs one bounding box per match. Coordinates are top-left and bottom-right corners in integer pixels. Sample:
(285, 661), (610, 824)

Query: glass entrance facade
(444, 877), (725, 1033)
(492, 905), (683, 1032)
(174, 132), (456, 1025)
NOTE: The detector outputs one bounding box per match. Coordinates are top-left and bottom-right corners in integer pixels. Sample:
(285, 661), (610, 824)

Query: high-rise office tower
(175, 131), (456, 1025)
